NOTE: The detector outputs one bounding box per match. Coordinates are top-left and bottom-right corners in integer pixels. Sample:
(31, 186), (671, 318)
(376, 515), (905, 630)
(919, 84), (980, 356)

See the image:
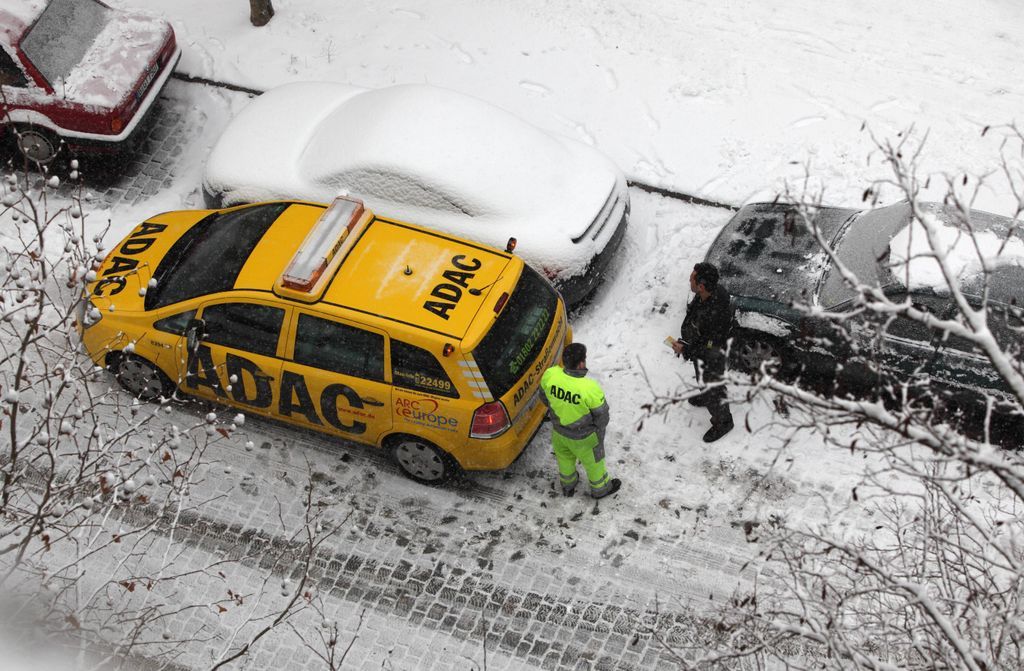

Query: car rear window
(21, 0), (110, 84)
(820, 204), (911, 308)
(145, 203), (288, 310)
(472, 265), (558, 398)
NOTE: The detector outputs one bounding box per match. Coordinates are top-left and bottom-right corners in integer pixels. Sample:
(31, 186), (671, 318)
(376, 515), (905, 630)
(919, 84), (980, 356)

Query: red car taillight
(470, 401), (510, 439)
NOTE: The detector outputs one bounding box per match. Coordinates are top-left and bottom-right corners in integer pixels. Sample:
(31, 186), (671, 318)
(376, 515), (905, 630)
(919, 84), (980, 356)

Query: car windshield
(21, 0), (111, 85)
(145, 203), (288, 310)
(819, 203), (912, 308)
(472, 266), (558, 399)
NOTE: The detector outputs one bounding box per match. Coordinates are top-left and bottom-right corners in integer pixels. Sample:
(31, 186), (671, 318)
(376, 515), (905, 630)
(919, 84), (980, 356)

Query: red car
(0, 0), (180, 165)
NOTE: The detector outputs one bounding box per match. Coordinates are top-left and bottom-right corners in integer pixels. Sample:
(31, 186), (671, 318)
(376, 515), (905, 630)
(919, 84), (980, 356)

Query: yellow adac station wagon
(79, 198), (570, 483)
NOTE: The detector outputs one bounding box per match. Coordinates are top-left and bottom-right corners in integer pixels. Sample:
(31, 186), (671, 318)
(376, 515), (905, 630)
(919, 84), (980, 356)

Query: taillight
(470, 401), (510, 439)
(110, 117), (124, 133)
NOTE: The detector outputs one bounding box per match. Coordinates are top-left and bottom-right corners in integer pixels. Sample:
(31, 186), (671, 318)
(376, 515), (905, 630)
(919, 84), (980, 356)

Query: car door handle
(361, 397), (384, 407)
(254, 372), (275, 382)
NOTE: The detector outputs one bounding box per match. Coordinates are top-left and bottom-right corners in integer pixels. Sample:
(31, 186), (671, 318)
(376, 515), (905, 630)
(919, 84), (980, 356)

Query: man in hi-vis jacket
(540, 343), (621, 499)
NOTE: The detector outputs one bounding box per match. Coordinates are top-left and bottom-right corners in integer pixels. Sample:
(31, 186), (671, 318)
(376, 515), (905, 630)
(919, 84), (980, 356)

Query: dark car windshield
(472, 266), (558, 398)
(145, 203), (288, 310)
(819, 203), (912, 308)
(21, 0), (110, 85)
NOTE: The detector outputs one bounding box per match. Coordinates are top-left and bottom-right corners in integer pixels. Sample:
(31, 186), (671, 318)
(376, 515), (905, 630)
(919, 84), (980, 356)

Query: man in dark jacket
(671, 262), (734, 442)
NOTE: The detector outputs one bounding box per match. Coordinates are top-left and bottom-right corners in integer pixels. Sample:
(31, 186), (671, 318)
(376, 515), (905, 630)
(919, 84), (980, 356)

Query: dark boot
(593, 478), (621, 499)
(703, 418), (734, 443)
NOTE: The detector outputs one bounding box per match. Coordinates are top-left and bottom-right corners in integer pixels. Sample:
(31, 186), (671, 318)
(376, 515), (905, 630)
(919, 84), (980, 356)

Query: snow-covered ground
(95, 0), (1022, 497)
(4, 0), (1023, 667)
(149, 0), (1024, 212)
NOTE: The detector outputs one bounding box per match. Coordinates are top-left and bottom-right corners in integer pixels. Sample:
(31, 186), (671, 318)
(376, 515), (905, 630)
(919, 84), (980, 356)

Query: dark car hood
(706, 202), (859, 305)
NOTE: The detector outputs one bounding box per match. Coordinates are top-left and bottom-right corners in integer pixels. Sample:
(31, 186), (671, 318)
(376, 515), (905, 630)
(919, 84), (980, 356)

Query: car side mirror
(185, 318), (206, 354)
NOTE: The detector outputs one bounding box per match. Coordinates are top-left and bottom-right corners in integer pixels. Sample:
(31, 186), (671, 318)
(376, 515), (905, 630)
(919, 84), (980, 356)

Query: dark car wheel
(388, 435), (459, 485)
(110, 353), (174, 402)
(15, 126), (62, 165)
(731, 332), (783, 376)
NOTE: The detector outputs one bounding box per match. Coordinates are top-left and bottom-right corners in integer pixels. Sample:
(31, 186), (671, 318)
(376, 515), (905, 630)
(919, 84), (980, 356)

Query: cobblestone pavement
(88, 92), (196, 209)
(35, 77), (243, 211)
(30, 79), (770, 669)
(112, 408), (759, 671)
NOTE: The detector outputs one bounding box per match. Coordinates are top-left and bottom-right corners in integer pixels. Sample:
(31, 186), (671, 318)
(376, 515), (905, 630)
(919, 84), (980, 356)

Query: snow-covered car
(0, 0), (181, 164)
(709, 201), (1024, 408)
(202, 82), (630, 307)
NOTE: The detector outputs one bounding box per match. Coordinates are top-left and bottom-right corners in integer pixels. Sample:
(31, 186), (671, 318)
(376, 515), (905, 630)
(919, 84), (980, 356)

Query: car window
(336, 169), (474, 216)
(153, 309), (197, 335)
(883, 293), (949, 344)
(201, 303), (284, 357)
(473, 265), (558, 398)
(0, 50), (28, 87)
(146, 203), (288, 310)
(391, 340), (459, 398)
(20, 0), (111, 85)
(943, 302), (1024, 355)
(294, 313), (385, 382)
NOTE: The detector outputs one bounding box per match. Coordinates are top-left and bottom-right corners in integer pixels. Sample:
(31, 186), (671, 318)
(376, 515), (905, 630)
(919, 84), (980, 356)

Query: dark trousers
(693, 350), (732, 426)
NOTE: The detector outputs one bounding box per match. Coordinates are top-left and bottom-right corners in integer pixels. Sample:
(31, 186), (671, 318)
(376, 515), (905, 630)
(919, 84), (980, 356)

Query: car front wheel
(388, 435), (458, 485)
(111, 353), (174, 402)
(731, 333), (783, 376)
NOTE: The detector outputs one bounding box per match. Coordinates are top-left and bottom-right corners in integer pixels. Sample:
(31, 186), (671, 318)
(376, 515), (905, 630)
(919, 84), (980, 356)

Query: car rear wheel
(388, 435), (458, 485)
(732, 333), (783, 376)
(111, 353), (174, 402)
(14, 126), (62, 165)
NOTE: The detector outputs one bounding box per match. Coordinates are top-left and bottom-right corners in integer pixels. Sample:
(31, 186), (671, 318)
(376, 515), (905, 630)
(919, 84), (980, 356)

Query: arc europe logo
(395, 396), (459, 431)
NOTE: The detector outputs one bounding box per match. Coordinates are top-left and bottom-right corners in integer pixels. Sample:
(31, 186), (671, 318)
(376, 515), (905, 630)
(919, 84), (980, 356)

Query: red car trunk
(0, 0), (180, 161)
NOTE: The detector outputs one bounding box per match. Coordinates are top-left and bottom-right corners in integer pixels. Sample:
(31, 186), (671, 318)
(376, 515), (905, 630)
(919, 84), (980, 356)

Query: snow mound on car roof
(889, 210), (1024, 291)
(300, 83), (578, 217)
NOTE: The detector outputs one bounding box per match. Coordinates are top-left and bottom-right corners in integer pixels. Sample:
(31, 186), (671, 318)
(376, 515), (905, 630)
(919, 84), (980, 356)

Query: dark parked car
(0, 0), (180, 165)
(706, 201), (1024, 412)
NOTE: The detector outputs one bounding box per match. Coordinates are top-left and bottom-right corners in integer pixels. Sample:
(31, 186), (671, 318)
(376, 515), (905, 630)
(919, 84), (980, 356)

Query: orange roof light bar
(281, 197), (365, 292)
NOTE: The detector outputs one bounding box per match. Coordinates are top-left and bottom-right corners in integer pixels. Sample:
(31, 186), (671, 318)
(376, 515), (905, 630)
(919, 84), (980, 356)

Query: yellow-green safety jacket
(540, 365), (610, 441)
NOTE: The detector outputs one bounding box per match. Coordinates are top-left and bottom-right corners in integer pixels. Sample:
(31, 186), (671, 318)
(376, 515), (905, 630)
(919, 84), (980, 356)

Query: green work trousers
(552, 431), (610, 496)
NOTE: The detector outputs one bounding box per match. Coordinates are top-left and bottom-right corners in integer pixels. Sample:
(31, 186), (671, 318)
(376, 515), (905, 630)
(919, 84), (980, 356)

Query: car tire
(731, 332), (783, 376)
(388, 434), (459, 485)
(110, 353), (174, 402)
(14, 125), (62, 165)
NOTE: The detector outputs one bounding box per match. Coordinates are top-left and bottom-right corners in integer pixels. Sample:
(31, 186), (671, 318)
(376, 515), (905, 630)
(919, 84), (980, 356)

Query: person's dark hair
(693, 262), (719, 292)
(562, 342), (587, 369)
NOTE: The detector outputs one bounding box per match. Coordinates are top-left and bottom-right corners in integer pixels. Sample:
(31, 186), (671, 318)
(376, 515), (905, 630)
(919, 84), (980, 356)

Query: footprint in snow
(519, 80), (550, 96)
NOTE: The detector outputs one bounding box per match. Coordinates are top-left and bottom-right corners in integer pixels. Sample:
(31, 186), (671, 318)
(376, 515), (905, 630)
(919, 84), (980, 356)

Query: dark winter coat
(680, 285), (733, 360)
